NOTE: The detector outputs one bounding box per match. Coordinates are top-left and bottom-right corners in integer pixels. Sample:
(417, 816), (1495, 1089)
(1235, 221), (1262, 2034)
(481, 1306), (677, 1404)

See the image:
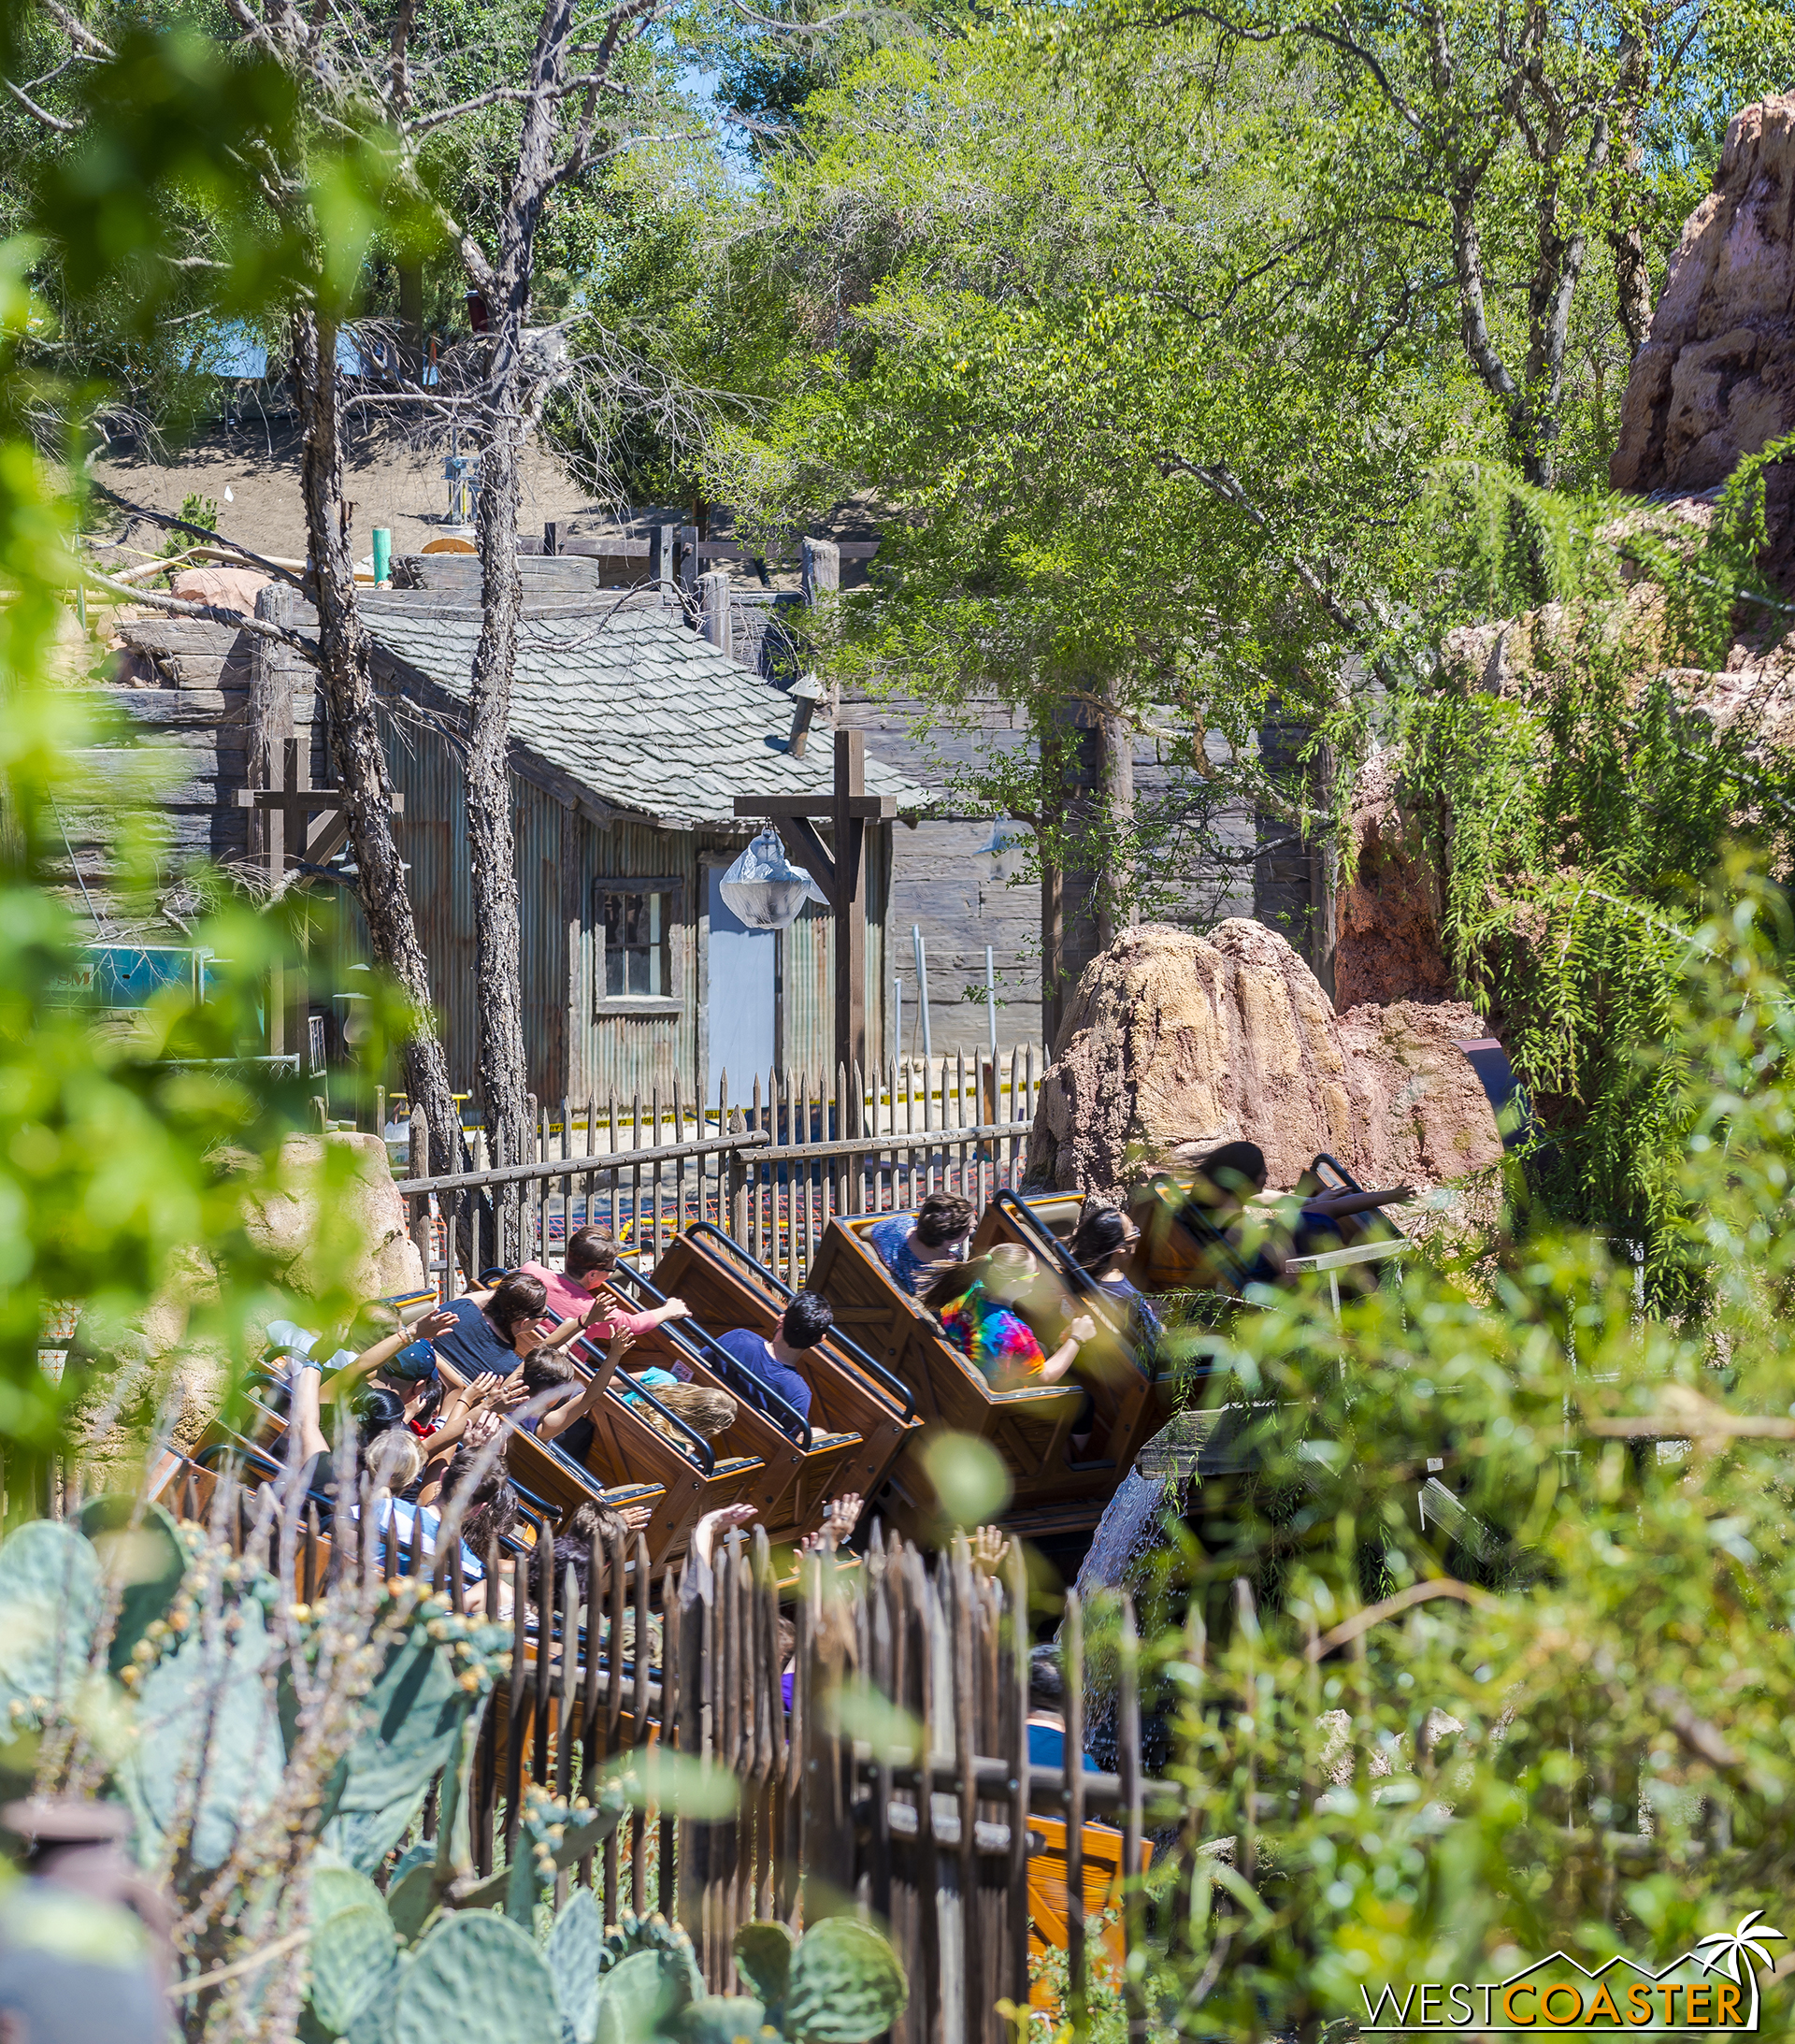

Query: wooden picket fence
(395, 1048), (1047, 1288)
(154, 1462), (1167, 2044)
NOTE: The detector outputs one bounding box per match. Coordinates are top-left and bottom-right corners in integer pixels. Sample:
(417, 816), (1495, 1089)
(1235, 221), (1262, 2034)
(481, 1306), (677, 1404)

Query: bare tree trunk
(1608, 34), (1654, 360)
(290, 308), (463, 1177)
(467, 411), (532, 1247)
(1095, 677), (1133, 950)
(455, 0), (633, 1241)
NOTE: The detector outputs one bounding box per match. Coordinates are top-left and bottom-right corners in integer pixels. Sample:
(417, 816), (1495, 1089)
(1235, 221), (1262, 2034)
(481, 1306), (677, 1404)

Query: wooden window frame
(594, 876), (684, 1017)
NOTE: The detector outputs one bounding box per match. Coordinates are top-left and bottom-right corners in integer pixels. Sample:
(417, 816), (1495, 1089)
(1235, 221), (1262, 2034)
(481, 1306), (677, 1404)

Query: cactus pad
(782, 1919), (907, 2044)
(126, 1585), (285, 1869)
(591, 1947), (697, 2044)
(670, 1995), (771, 2044)
(309, 1903), (400, 2037)
(78, 1496), (185, 1677)
(323, 1630), (482, 1874)
(731, 1923), (794, 2008)
(393, 1914), (560, 2044)
(598, 1911), (703, 2004)
(0, 1519), (103, 1721)
(546, 1888), (605, 2044)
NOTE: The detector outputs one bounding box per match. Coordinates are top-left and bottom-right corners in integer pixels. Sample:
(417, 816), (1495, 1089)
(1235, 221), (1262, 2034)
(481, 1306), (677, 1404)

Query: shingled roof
(362, 594), (923, 829)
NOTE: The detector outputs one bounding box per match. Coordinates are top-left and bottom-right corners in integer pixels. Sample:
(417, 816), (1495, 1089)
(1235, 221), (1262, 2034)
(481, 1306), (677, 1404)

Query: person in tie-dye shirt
(936, 1245), (1095, 1388)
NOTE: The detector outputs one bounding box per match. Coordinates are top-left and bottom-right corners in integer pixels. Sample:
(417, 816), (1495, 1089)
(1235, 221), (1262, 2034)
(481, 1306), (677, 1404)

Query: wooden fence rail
(396, 1048), (1046, 1288)
(146, 1462), (1163, 2043)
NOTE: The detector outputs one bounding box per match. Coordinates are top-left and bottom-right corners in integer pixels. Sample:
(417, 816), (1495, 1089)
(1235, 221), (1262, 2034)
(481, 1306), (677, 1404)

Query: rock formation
(1027, 919), (1503, 1198)
(1611, 94), (1795, 530)
(243, 1131), (426, 1304)
(1332, 751), (1454, 1011)
(75, 1132), (424, 1483)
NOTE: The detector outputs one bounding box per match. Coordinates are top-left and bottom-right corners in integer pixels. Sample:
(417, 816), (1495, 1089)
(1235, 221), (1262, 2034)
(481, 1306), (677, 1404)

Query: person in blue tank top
(1027, 1644), (1099, 1773)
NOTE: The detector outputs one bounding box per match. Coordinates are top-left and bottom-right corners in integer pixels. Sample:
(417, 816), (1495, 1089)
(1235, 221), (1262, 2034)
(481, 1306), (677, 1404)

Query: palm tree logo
(1692, 1910), (1784, 2008)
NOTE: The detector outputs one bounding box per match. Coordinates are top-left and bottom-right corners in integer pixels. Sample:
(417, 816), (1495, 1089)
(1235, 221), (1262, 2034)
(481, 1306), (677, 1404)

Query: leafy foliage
(1380, 446), (1795, 1288)
(1104, 885), (1795, 2033)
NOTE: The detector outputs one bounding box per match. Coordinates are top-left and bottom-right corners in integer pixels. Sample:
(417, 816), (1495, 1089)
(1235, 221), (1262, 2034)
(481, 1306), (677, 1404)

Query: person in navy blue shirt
(713, 1292), (833, 1432)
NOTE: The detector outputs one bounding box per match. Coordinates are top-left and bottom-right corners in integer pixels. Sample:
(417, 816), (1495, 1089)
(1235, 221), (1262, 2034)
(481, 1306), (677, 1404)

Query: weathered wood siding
(841, 694), (1252, 1055)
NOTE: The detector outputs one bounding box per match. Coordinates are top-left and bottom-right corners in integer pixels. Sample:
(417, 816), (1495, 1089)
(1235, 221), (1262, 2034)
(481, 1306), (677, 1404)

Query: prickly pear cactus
(0, 1519), (105, 1729)
(318, 1579), (510, 1875)
(732, 1922), (794, 2011)
(599, 1908), (704, 2000)
(122, 1545), (288, 1870)
(593, 1945), (699, 2044)
(391, 1912), (560, 2044)
(780, 1918), (908, 2043)
(547, 1889), (607, 2044)
(670, 1996), (773, 2044)
(78, 1496), (186, 1677)
(308, 1884), (400, 2037)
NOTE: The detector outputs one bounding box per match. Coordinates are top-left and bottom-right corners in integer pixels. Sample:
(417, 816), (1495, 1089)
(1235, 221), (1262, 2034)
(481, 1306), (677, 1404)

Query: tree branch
(80, 568), (322, 660)
(4, 74), (78, 130)
(1160, 453), (1398, 690)
(90, 491), (309, 590)
(39, 1), (114, 58)
(1307, 1578), (1495, 1660)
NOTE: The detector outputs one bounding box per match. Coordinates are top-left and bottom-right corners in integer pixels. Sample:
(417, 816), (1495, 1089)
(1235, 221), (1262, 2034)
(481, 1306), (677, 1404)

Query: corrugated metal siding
(366, 712), (894, 1112)
(517, 783), (567, 1101)
(570, 810), (698, 1108)
(386, 727), (479, 1084)
(778, 822), (892, 1086)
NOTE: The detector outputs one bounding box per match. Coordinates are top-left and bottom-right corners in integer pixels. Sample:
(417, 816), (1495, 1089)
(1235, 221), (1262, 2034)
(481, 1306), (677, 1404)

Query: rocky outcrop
(243, 1131), (426, 1304)
(168, 564), (272, 615)
(1611, 95), (1795, 513)
(75, 1132), (424, 1483)
(1026, 920), (1502, 1198)
(1333, 752), (1454, 1010)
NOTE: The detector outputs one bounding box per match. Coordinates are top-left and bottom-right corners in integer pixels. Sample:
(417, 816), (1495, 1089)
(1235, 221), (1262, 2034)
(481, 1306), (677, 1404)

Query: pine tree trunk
(289, 308), (463, 1180)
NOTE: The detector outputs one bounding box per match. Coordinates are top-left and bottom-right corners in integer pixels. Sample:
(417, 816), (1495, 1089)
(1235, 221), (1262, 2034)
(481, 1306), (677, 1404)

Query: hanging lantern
(720, 827), (811, 930)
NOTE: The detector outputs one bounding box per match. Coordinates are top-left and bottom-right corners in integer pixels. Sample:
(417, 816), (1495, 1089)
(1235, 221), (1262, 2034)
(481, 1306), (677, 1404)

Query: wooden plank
(732, 794), (897, 820)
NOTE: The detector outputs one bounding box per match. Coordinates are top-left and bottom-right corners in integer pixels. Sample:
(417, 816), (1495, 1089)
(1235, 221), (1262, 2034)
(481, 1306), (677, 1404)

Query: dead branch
(1306, 1577), (1496, 1660)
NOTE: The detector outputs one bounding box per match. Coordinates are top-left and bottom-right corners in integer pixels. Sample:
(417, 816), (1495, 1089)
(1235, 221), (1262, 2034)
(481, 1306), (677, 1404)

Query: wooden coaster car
(1026, 1813), (1153, 2000)
(1128, 1152), (1412, 1301)
(437, 1339), (767, 1572)
(805, 1194), (1165, 1544)
(642, 1224), (921, 1522)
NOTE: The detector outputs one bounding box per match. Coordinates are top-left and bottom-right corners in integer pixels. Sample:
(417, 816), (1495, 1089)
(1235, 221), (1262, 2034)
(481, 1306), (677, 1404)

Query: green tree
(1156, 0), (1795, 488)
(1110, 868), (1795, 2039)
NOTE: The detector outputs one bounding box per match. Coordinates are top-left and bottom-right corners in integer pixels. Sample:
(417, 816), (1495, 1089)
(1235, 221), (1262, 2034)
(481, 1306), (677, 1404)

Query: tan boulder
(75, 1132), (425, 1476)
(1611, 94), (1795, 521)
(168, 564), (272, 615)
(1026, 919), (1502, 1199)
(243, 1131), (427, 1304)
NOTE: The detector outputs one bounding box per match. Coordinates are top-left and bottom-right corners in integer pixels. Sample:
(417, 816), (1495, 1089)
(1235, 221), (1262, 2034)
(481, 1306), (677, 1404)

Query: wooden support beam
(732, 794), (895, 821)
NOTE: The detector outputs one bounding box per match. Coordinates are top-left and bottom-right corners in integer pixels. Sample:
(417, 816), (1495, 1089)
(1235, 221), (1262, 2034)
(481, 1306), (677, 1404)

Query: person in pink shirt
(517, 1224), (693, 1349)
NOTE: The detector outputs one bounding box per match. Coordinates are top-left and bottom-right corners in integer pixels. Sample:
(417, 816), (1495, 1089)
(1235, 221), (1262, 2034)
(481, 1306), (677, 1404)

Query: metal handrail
(686, 1219), (917, 1420)
(610, 1260), (814, 1449)
(993, 1188), (1096, 1296)
(569, 1331), (718, 1475)
(395, 1129), (769, 1199)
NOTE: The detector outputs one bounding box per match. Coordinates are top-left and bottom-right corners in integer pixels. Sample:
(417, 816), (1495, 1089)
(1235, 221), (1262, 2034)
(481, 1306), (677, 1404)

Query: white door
(708, 864), (775, 1105)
